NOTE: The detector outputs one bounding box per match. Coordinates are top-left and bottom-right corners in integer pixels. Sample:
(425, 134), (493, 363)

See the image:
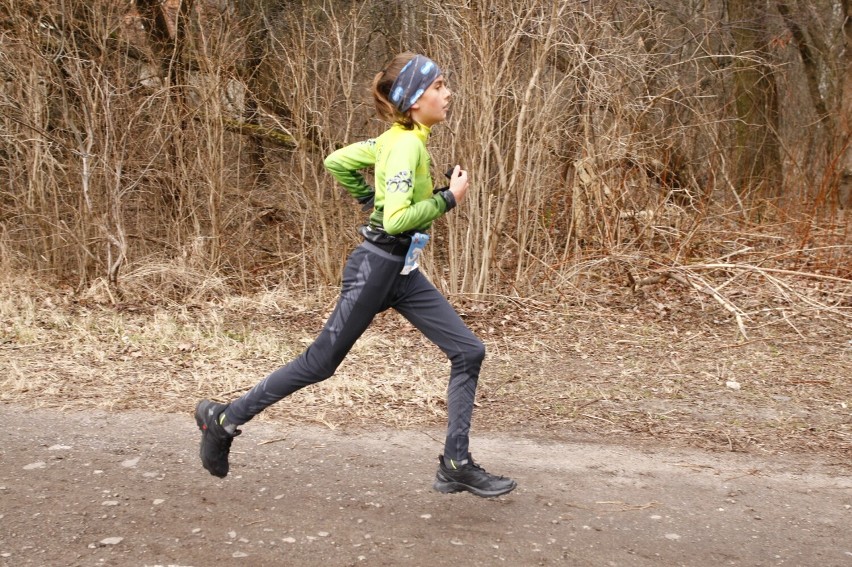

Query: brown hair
(371, 52), (417, 130)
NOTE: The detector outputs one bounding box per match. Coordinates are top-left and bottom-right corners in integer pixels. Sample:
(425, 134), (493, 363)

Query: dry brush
(0, 0), (848, 332)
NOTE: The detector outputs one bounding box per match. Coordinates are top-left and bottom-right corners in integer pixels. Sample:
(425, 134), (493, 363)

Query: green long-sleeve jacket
(323, 123), (453, 235)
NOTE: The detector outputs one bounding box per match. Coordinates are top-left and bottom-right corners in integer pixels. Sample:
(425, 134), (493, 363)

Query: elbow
(382, 209), (408, 235)
(383, 218), (405, 235)
(322, 154), (337, 173)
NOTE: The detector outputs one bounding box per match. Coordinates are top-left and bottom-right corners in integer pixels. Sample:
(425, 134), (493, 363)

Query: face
(410, 75), (452, 127)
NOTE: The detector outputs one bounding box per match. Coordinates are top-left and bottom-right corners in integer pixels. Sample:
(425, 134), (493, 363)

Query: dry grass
(2, 271), (849, 465)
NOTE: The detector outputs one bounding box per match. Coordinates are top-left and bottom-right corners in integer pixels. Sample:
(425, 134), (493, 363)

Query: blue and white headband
(389, 55), (442, 113)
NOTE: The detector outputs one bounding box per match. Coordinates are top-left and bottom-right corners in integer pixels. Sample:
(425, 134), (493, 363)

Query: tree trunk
(776, 1), (831, 135)
(728, 0), (783, 205)
(841, 0), (852, 207)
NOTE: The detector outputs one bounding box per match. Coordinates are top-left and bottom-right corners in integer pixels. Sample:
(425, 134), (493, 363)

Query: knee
(472, 339), (486, 364)
(456, 338), (485, 368)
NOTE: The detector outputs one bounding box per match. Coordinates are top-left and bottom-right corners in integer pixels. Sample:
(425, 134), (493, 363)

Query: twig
(420, 431), (443, 445)
(780, 309), (804, 338)
(690, 263), (852, 285)
(717, 339), (765, 349)
(668, 270), (749, 340)
(581, 414), (615, 425)
(216, 386), (252, 398)
(672, 463), (717, 472)
(630, 273), (670, 291)
(574, 398), (603, 411)
(724, 469), (763, 481)
(596, 500), (659, 511)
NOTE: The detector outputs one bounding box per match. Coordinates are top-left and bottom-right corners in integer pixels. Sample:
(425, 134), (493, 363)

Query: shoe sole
(433, 479), (517, 498)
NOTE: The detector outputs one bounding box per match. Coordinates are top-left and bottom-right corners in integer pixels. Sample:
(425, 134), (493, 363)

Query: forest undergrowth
(2, 218), (849, 467)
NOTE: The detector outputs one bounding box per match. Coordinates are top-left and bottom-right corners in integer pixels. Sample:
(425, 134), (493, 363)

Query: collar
(392, 121), (431, 142)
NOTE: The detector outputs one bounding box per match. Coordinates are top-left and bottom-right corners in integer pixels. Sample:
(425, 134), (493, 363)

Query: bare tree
(728, 0), (782, 205)
(842, 0), (852, 207)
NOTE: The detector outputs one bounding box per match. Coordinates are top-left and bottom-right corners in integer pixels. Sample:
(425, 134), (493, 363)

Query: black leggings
(224, 240), (485, 462)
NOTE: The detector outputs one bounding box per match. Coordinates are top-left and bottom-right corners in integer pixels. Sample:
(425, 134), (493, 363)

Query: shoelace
(469, 461), (508, 480)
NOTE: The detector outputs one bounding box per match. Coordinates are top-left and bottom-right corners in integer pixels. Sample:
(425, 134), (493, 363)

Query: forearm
(323, 140), (377, 201)
(382, 193), (450, 234)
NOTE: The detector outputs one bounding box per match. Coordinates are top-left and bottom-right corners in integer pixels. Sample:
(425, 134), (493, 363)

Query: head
(371, 52), (450, 129)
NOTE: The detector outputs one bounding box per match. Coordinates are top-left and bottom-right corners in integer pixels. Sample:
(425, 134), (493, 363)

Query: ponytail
(371, 52), (417, 130)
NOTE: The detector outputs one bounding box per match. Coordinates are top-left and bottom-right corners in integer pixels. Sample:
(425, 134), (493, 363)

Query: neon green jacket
(324, 123), (452, 235)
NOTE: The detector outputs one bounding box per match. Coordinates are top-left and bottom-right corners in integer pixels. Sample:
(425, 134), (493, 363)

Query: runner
(195, 52), (516, 498)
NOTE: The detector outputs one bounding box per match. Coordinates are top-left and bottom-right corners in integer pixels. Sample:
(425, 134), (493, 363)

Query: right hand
(357, 191), (375, 212)
(448, 166), (470, 204)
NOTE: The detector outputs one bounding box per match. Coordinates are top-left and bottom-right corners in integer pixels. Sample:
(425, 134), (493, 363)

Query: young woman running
(195, 52), (516, 498)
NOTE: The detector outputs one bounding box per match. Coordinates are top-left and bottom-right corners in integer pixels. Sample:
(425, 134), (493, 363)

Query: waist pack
(358, 224), (412, 247)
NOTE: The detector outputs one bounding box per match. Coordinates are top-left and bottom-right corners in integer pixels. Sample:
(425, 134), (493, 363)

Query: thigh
(322, 244), (401, 350)
(393, 272), (480, 355)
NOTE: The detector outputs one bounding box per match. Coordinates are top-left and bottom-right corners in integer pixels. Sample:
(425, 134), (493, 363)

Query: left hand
(448, 166), (470, 204)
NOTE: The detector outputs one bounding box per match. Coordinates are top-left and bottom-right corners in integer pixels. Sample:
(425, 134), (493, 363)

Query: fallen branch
(595, 500), (659, 511)
(667, 270), (749, 340)
(258, 436), (289, 445)
(627, 257), (852, 339)
(222, 118), (303, 149)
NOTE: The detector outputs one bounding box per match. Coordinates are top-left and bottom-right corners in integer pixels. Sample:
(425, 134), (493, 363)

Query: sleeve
(381, 138), (448, 235)
(323, 140), (377, 202)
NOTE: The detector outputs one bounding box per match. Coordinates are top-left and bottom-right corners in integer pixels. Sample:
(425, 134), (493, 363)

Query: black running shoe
(433, 455), (517, 498)
(195, 399), (240, 478)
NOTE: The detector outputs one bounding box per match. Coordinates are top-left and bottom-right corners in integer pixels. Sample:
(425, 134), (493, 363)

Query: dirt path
(1, 405), (849, 567)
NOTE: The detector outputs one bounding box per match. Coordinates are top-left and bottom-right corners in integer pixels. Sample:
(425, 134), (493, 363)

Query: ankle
(443, 455), (470, 469)
(219, 413), (238, 435)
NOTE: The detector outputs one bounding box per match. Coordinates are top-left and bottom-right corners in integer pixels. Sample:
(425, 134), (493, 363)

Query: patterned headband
(389, 55), (442, 113)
